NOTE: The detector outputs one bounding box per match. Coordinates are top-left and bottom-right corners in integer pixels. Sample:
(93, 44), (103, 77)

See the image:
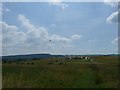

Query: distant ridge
(2, 54), (64, 61)
(1, 53), (119, 61)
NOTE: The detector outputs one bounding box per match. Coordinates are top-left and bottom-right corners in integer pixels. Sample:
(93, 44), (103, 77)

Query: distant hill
(2, 54), (64, 61)
(1, 53), (119, 61)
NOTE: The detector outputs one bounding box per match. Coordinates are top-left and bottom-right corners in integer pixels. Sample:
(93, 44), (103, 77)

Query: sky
(1, 1), (119, 56)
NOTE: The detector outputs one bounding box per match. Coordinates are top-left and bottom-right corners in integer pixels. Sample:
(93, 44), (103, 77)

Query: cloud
(17, 14), (71, 43)
(71, 35), (82, 40)
(48, 0), (68, 10)
(104, 0), (119, 7)
(18, 14), (36, 31)
(107, 11), (119, 23)
(0, 6), (11, 21)
(1, 22), (26, 46)
(105, 0), (120, 24)
(18, 14), (49, 45)
(3, 8), (11, 12)
(0, 7), (11, 13)
(2, 14), (82, 55)
(49, 35), (71, 43)
(111, 37), (120, 44)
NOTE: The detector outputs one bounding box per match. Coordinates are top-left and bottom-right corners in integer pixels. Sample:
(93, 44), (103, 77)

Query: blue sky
(1, 2), (118, 55)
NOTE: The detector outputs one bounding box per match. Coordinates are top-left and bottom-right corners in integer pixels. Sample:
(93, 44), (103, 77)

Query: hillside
(2, 54), (64, 61)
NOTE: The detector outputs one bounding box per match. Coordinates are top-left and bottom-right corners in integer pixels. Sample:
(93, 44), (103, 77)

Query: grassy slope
(2, 56), (118, 88)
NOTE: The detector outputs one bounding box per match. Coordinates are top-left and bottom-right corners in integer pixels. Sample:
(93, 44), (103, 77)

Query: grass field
(2, 56), (118, 88)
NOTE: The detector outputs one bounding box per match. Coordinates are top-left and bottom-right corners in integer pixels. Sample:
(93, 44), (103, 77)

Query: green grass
(2, 56), (118, 88)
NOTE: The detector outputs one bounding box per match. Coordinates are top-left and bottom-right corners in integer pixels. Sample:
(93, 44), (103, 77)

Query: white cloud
(1, 7), (11, 13)
(3, 8), (10, 12)
(50, 35), (71, 43)
(104, 0), (119, 7)
(104, 0), (120, 24)
(111, 37), (120, 44)
(48, 0), (68, 10)
(1, 22), (26, 46)
(17, 14), (71, 43)
(0, 7), (11, 22)
(71, 35), (82, 40)
(18, 14), (35, 31)
(2, 14), (82, 55)
(107, 11), (119, 23)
